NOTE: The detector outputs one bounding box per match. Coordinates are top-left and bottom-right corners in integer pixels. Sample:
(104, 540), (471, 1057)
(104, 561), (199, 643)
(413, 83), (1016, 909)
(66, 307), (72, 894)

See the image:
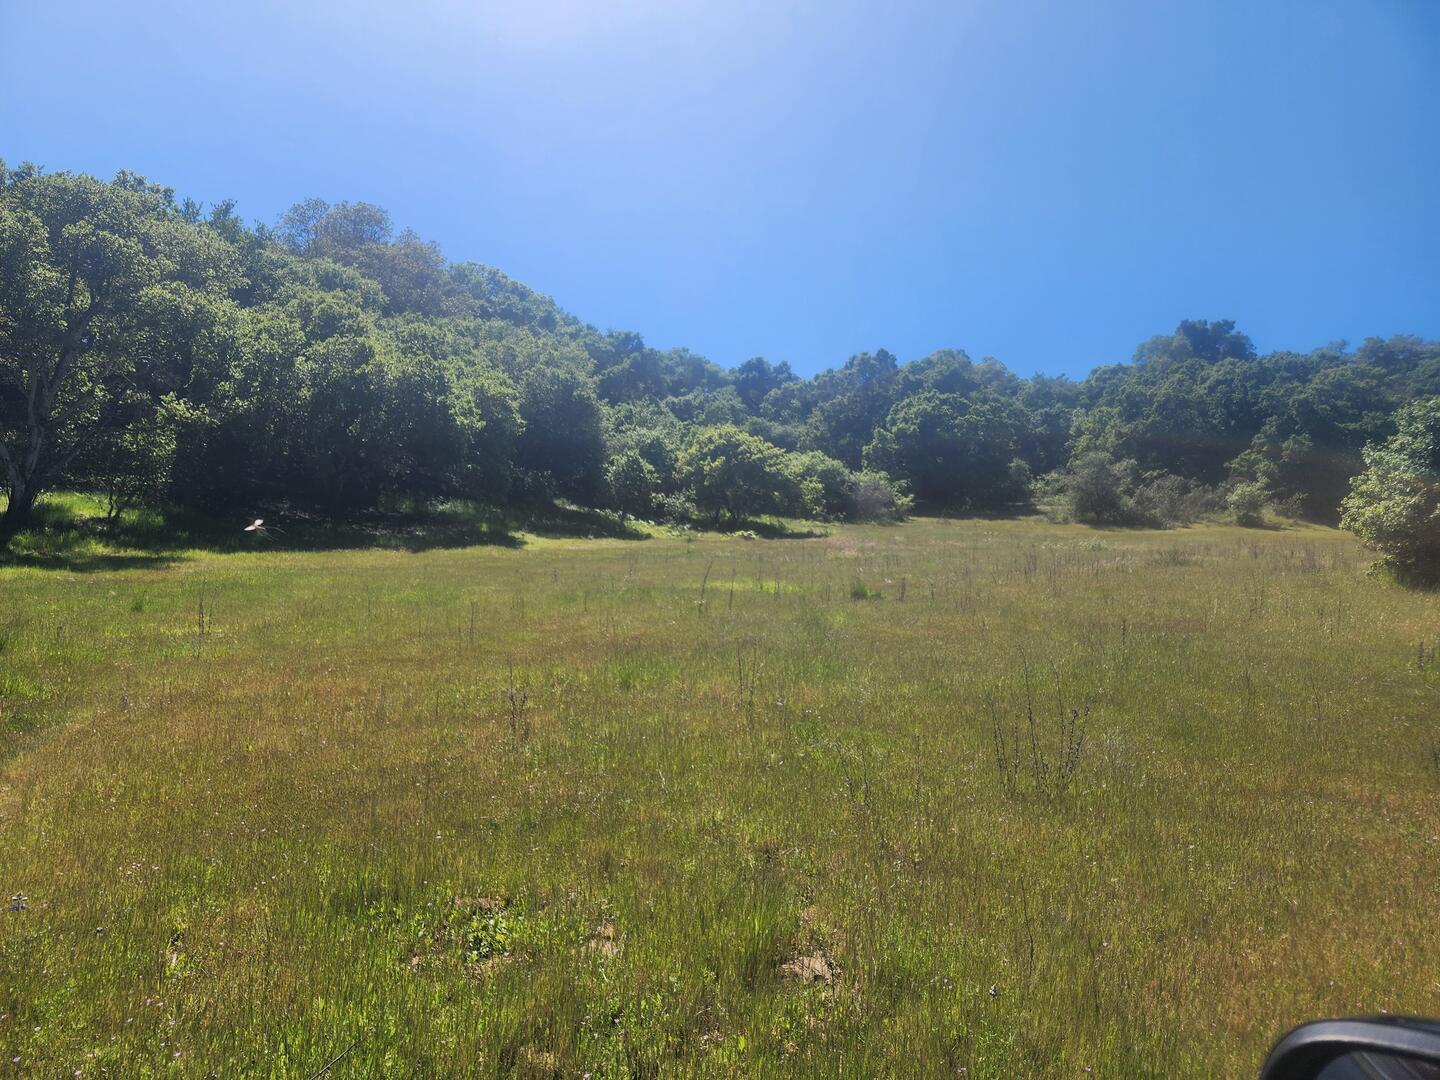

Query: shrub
(679, 425), (806, 523)
(1341, 397), (1440, 583)
(1046, 453), (1216, 528)
(510, 468), (559, 507)
(1227, 481), (1269, 527)
(651, 490), (699, 524)
(786, 451), (855, 520)
(848, 577), (880, 600)
(71, 413), (178, 524)
(1131, 472), (1220, 527)
(604, 450), (661, 517)
(849, 470), (912, 522)
(1221, 483), (1267, 529)
(1064, 452), (1138, 524)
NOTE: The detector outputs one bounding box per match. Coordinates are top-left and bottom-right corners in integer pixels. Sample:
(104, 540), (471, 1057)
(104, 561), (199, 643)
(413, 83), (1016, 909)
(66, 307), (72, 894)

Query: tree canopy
(3, 162), (1440, 545)
(1340, 397), (1440, 583)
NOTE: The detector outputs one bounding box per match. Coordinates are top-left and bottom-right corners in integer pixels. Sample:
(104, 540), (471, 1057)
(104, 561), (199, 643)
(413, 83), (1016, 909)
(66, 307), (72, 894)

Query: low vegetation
(2, 515), (1438, 1075)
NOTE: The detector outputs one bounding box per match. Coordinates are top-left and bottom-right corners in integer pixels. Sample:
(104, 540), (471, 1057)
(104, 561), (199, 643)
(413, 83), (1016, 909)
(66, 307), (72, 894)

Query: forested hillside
(3, 162), (1438, 537)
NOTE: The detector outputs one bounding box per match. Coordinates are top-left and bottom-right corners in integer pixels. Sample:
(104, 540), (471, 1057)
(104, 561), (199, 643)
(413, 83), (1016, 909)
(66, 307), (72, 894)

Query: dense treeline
(3, 163), (1439, 540)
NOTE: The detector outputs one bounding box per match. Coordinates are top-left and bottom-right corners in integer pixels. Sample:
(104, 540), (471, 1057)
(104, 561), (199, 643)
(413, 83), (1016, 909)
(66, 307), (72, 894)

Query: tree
(71, 406), (178, 524)
(278, 199), (392, 260)
(1017, 374), (1082, 474)
(804, 349), (899, 468)
(786, 450), (855, 519)
(604, 400), (684, 487)
(12, 160), (1440, 547)
(1061, 451), (1137, 524)
(734, 357), (796, 414)
(596, 351), (667, 404)
(514, 364), (606, 501)
(1133, 319), (1256, 366)
(1340, 397), (1440, 583)
(864, 392), (1029, 509)
(0, 167), (241, 537)
(604, 449), (661, 517)
(378, 319), (522, 502)
(167, 302), (305, 511)
(290, 320), (389, 512)
(678, 425), (804, 523)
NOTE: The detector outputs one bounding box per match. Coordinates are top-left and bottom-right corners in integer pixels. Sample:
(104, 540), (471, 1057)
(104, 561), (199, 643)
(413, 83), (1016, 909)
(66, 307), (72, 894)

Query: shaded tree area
(3, 163), (1439, 540)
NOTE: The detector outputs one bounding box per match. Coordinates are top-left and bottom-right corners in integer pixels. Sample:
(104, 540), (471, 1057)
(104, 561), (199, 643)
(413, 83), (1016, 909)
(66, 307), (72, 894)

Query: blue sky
(2, 0), (1437, 378)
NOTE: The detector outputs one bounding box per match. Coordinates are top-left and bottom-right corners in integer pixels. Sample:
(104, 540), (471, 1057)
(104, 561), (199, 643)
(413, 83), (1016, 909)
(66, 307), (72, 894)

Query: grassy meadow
(1, 511), (1439, 1076)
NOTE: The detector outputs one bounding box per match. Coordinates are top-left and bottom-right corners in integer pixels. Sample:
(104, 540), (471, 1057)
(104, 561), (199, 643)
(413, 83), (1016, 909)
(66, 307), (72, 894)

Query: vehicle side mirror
(1262, 1018), (1440, 1079)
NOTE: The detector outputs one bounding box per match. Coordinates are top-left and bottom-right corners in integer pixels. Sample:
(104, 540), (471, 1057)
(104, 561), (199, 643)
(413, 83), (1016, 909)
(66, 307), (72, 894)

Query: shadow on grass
(727, 518), (830, 540)
(516, 502), (651, 542)
(0, 550), (182, 573)
(0, 496), (650, 572)
(923, 504), (1035, 523)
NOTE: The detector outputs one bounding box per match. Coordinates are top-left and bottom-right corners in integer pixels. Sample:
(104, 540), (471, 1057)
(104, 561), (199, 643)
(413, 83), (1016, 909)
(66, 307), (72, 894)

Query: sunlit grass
(1, 517), (1437, 1075)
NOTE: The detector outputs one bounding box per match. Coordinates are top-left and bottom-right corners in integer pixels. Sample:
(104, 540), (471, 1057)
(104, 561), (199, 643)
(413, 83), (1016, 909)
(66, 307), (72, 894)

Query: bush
(1227, 434), (1350, 523)
(649, 491), (697, 523)
(1064, 452), (1138, 524)
(849, 577), (881, 600)
(509, 468), (559, 508)
(604, 450), (661, 517)
(1046, 452), (1216, 528)
(1227, 481), (1269, 527)
(849, 470), (912, 522)
(679, 425), (806, 523)
(863, 392), (1028, 509)
(1341, 397), (1440, 583)
(1131, 472), (1220, 527)
(786, 451), (855, 520)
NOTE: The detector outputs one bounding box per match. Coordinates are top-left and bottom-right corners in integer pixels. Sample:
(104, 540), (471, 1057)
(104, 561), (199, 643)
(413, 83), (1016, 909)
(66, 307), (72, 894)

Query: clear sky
(2, 0), (1437, 378)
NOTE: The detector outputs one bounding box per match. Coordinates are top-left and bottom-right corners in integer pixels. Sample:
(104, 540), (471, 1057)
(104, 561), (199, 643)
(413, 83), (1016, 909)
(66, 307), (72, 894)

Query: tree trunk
(0, 482), (36, 541)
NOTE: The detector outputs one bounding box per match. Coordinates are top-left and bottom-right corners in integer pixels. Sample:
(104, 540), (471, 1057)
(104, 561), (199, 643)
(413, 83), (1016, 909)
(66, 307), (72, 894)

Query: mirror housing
(1262, 1018), (1440, 1079)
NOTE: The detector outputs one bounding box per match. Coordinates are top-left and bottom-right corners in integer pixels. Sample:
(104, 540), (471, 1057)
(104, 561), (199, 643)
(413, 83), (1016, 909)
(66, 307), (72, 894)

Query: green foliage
(1226, 480), (1270, 527)
(5, 162), (1440, 537)
(513, 364), (606, 502)
(848, 576), (880, 600)
(1060, 451), (1139, 524)
(849, 469), (912, 521)
(0, 167), (241, 534)
(804, 350), (899, 468)
(733, 356), (797, 413)
(379, 319), (523, 502)
(1049, 451), (1218, 529)
(1132, 318), (1256, 365)
(1341, 397), (1440, 582)
(71, 406), (179, 522)
(604, 450), (661, 517)
(1130, 471), (1220, 527)
(678, 425), (806, 523)
(785, 450), (854, 519)
(864, 392), (1030, 509)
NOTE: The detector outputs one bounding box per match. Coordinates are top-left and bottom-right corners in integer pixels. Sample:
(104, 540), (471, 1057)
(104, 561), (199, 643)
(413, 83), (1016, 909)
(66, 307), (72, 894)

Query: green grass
(2, 515), (1438, 1076)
